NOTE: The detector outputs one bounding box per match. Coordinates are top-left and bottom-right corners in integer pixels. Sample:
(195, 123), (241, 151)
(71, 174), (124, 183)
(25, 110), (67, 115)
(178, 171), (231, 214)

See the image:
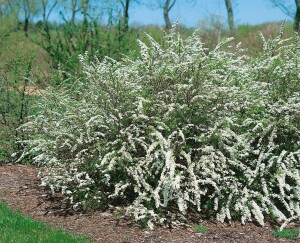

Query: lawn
(0, 202), (92, 243)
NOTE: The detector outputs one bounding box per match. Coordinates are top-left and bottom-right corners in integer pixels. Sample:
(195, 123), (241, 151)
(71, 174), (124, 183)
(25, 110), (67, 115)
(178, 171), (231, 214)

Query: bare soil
(0, 164), (299, 243)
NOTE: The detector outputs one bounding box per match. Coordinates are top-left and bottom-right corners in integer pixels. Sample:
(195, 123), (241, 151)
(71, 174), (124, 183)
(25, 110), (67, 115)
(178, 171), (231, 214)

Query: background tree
(119, 0), (130, 31)
(61, 0), (82, 24)
(0, 0), (11, 19)
(16, 0), (40, 37)
(163, 0), (177, 30)
(225, 0), (235, 34)
(106, 0), (137, 31)
(81, 0), (90, 26)
(104, 0), (138, 31)
(112, 0), (132, 32)
(148, 0), (177, 30)
(294, 0), (300, 32)
(154, 0), (193, 30)
(61, 0), (92, 25)
(270, 0), (300, 32)
(41, 0), (58, 24)
(0, 0), (20, 23)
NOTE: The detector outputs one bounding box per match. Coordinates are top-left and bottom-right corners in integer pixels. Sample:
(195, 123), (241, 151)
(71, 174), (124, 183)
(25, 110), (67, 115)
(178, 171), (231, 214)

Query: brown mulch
(0, 164), (299, 243)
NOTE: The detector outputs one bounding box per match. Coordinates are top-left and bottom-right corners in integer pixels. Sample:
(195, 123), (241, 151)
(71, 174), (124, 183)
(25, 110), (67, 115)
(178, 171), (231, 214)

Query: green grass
(194, 225), (209, 232)
(273, 227), (299, 239)
(0, 202), (92, 243)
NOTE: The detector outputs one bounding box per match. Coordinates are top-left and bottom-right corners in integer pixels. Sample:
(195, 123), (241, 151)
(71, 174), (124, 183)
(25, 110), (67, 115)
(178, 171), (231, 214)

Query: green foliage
(0, 42), (38, 163)
(0, 20), (52, 163)
(194, 225), (209, 232)
(273, 227), (299, 239)
(123, 233), (131, 243)
(39, 21), (141, 81)
(0, 202), (92, 242)
(138, 218), (150, 229)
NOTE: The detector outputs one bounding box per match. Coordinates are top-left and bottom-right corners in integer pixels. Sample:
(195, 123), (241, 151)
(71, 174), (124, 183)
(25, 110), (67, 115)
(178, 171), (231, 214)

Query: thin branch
(271, 0), (294, 18)
(46, 0), (58, 22)
(168, 0), (176, 12)
(120, 0), (125, 8)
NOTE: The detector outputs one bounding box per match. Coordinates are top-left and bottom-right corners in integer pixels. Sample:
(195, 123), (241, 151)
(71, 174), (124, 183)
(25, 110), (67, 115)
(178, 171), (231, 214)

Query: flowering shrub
(19, 27), (300, 229)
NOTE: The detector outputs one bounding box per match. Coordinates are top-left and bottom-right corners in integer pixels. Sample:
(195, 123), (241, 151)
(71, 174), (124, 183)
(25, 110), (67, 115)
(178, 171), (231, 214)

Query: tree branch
(271, 0), (294, 18)
(168, 0), (176, 12)
(46, 0), (58, 22)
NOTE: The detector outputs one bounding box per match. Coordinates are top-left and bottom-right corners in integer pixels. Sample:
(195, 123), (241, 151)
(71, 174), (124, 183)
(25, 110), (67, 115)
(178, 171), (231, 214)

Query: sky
(127, 0), (294, 28)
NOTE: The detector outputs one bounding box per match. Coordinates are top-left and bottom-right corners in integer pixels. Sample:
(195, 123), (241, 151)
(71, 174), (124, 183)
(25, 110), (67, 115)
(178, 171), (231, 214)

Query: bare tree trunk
(24, 17), (29, 37)
(163, 0), (176, 30)
(164, 0), (171, 30)
(122, 0), (130, 32)
(225, 0), (235, 35)
(71, 0), (80, 25)
(22, 0), (30, 37)
(71, 11), (75, 25)
(0, 4), (4, 19)
(42, 0), (57, 24)
(82, 0), (89, 26)
(42, 0), (46, 23)
(295, 0), (300, 33)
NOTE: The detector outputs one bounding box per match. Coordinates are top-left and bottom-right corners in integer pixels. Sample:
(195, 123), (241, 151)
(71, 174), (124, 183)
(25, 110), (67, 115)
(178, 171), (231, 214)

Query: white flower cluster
(19, 26), (300, 229)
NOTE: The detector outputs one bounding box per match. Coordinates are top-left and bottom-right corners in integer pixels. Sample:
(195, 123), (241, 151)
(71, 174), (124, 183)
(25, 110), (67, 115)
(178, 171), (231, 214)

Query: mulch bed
(0, 164), (298, 242)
